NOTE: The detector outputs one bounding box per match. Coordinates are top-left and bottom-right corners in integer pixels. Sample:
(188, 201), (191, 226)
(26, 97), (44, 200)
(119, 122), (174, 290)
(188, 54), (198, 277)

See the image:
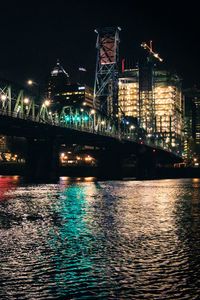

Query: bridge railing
(0, 105), (176, 153)
(0, 86), (181, 157)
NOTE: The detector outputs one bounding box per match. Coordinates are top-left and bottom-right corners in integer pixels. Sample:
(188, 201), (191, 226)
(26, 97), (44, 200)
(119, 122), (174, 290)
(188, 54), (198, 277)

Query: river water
(0, 176), (200, 299)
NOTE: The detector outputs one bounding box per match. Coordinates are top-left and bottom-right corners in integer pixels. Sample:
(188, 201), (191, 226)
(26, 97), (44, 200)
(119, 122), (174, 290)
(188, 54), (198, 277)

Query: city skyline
(0, 1), (199, 88)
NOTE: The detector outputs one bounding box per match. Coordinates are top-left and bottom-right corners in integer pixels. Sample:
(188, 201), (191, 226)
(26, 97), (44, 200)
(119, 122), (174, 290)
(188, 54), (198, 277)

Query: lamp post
(130, 125), (135, 140)
(26, 79), (41, 103)
(90, 109), (95, 133)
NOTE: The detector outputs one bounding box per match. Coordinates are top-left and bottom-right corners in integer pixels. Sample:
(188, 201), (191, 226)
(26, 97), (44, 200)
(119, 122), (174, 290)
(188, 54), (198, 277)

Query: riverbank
(1, 162), (200, 179)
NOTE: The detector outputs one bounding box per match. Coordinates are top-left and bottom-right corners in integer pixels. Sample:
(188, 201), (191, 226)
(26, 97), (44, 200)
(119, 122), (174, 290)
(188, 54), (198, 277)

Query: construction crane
(141, 40), (163, 62)
(138, 40), (163, 134)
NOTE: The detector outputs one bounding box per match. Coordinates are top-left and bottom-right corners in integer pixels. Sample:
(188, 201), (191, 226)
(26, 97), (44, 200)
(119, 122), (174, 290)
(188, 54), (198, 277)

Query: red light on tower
(122, 58), (125, 73)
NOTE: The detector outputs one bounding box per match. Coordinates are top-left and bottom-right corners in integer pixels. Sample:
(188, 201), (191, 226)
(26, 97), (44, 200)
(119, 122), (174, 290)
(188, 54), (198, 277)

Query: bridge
(0, 79), (182, 181)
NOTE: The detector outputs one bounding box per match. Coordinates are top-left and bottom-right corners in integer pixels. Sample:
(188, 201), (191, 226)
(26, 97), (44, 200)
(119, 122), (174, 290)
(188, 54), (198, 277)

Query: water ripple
(0, 177), (200, 299)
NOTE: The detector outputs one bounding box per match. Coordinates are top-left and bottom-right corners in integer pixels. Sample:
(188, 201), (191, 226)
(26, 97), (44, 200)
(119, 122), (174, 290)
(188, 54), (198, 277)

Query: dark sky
(0, 1), (199, 89)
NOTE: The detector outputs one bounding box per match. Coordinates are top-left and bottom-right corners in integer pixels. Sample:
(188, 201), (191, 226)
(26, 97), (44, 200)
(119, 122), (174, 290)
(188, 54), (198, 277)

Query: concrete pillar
(97, 149), (123, 180)
(136, 146), (157, 180)
(25, 138), (60, 183)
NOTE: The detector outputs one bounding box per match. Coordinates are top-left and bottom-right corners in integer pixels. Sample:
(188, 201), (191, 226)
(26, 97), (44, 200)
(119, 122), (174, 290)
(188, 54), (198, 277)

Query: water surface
(0, 176), (200, 299)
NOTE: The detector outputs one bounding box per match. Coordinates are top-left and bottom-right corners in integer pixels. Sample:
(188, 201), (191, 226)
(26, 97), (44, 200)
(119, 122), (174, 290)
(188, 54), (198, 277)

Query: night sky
(0, 1), (199, 89)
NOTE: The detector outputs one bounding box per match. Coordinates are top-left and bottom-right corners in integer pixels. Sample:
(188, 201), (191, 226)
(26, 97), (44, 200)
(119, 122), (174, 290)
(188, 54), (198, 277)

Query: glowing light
(27, 80), (33, 85)
(90, 109), (95, 114)
(44, 99), (50, 107)
(85, 155), (93, 162)
(1, 94), (7, 101)
(24, 98), (29, 104)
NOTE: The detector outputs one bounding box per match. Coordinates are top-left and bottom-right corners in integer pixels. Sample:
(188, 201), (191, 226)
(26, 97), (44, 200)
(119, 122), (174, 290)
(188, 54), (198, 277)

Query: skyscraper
(47, 60), (98, 112)
(183, 87), (200, 160)
(47, 59), (70, 100)
(118, 68), (183, 150)
(118, 69), (139, 118)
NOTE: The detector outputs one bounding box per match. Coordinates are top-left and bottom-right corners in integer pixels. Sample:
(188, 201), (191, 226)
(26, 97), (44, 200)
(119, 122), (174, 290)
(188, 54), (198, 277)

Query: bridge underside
(0, 114), (182, 182)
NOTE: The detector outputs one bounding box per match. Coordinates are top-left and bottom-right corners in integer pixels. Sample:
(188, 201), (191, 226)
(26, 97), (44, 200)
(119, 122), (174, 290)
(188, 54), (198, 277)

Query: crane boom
(141, 40), (163, 62)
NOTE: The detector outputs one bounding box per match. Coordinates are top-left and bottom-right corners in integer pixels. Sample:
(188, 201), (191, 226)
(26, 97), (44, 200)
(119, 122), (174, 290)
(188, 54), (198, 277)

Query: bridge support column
(97, 149), (123, 180)
(25, 138), (60, 183)
(136, 147), (157, 180)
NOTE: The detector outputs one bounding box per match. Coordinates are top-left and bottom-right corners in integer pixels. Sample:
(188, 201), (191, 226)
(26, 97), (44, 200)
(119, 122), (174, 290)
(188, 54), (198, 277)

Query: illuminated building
(193, 97), (200, 152)
(0, 136), (24, 162)
(154, 70), (183, 150)
(54, 84), (97, 110)
(183, 87), (200, 160)
(118, 68), (183, 149)
(118, 69), (139, 118)
(0, 136), (6, 152)
(60, 151), (96, 166)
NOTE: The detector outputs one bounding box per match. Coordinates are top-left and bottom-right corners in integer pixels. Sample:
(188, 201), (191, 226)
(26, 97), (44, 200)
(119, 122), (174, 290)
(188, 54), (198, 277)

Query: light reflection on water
(0, 177), (200, 299)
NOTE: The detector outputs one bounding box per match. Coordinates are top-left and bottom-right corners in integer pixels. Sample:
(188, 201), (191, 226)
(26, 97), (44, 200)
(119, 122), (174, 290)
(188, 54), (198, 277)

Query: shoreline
(0, 163), (200, 180)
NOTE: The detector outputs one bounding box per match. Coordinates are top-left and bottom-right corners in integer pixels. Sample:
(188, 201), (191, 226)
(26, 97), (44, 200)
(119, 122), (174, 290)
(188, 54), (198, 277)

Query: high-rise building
(54, 83), (97, 110)
(47, 59), (70, 100)
(118, 69), (139, 118)
(118, 68), (183, 150)
(47, 60), (98, 112)
(154, 70), (183, 149)
(183, 87), (200, 160)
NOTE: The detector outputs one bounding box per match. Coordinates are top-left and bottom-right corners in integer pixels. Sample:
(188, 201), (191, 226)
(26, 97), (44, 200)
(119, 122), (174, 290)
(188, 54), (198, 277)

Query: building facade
(47, 59), (70, 100)
(48, 60), (98, 112)
(154, 70), (183, 149)
(183, 87), (200, 163)
(118, 68), (183, 151)
(118, 69), (139, 118)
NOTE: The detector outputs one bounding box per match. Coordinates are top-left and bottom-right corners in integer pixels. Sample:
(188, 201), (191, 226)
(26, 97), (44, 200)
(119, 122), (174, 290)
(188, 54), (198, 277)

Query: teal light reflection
(48, 184), (102, 297)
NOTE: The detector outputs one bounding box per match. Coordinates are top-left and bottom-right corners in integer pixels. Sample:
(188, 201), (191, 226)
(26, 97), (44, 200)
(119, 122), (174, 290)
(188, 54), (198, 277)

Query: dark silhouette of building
(47, 59), (70, 100)
(47, 59), (99, 112)
(183, 87), (200, 164)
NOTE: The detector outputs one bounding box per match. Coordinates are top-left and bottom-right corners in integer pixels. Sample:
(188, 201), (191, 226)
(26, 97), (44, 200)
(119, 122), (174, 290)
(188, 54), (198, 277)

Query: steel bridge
(0, 79), (179, 150)
(0, 80), (182, 181)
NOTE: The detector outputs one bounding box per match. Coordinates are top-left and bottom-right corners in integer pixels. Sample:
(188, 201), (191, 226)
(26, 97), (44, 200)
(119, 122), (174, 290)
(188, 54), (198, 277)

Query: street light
(101, 120), (105, 132)
(90, 109), (96, 132)
(24, 98), (30, 104)
(43, 99), (51, 107)
(1, 94), (7, 101)
(27, 79), (34, 86)
(26, 79), (41, 102)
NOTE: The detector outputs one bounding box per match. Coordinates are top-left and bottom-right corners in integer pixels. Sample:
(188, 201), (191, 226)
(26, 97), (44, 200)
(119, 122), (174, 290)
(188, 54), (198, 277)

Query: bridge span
(0, 80), (182, 181)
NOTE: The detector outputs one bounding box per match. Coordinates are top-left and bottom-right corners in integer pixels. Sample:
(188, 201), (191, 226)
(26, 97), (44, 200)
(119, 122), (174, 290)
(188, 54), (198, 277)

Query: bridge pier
(97, 149), (123, 180)
(135, 146), (157, 180)
(25, 138), (60, 183)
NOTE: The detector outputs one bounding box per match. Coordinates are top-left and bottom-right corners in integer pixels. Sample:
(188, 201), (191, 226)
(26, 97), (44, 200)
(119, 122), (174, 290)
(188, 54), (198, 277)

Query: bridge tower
(93, 27), (121, 119)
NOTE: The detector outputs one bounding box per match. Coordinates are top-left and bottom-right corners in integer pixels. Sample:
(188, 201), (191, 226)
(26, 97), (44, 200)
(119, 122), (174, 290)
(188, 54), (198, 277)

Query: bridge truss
(0, 80), (180, 156)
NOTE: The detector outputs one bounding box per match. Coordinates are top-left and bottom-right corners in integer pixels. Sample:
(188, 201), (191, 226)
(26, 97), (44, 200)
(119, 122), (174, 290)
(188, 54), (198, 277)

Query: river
(0, 176), (200, 299)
